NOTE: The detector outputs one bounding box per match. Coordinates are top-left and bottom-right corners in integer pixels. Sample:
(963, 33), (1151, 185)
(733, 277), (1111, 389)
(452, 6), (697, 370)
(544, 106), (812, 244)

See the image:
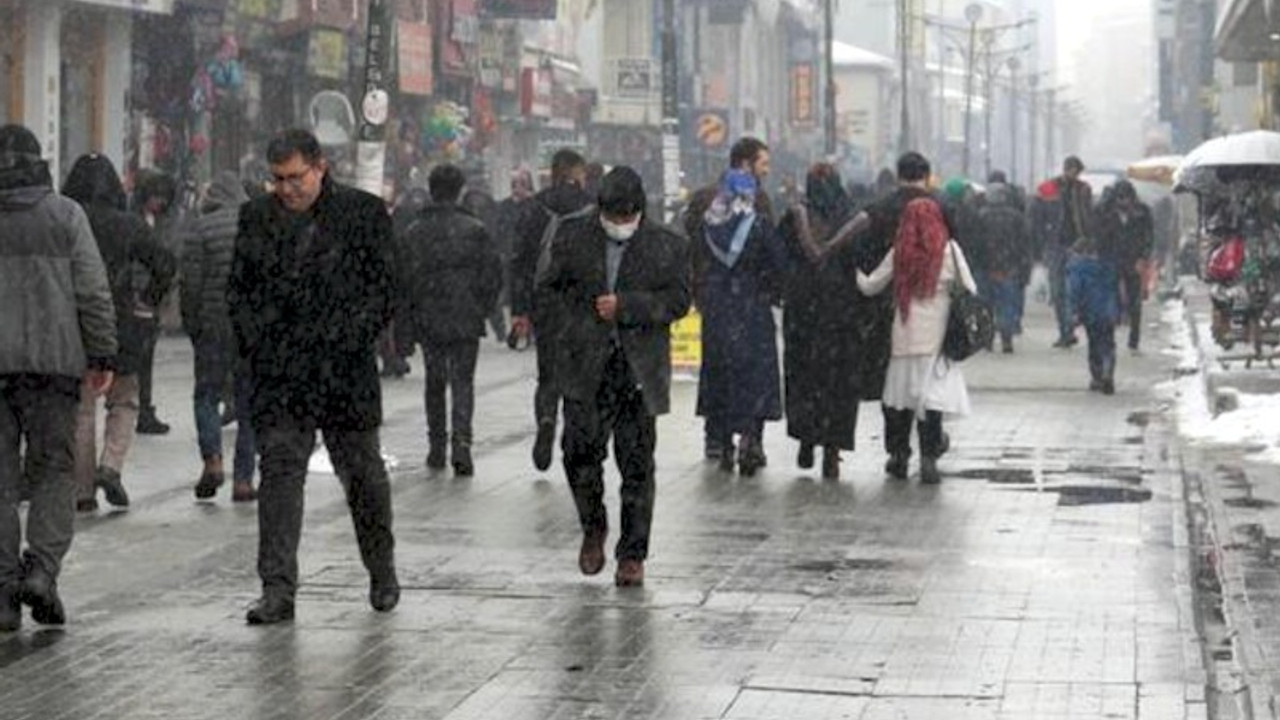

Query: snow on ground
(1160, 299), (1280, 463)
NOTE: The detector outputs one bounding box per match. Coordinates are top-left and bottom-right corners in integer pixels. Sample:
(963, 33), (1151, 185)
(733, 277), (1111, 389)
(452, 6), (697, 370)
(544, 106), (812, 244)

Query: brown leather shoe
(578, 530), (606, 576)
(615, 559), (644, 587)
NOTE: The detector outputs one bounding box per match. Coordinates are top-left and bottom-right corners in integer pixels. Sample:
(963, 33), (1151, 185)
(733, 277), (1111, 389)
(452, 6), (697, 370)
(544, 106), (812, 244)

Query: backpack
(534, 203), (596, 286)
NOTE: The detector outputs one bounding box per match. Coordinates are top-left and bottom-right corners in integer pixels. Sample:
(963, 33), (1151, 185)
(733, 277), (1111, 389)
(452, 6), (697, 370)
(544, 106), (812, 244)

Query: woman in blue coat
(693, 168), (785, 476)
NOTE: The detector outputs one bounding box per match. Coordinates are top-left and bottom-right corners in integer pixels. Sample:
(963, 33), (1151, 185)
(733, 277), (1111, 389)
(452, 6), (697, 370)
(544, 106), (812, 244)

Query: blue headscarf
(702, 168), (758, 268)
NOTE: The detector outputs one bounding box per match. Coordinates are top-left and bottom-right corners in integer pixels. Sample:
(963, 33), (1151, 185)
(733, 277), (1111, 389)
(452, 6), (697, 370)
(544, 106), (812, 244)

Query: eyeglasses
(270, 165), (316, 191)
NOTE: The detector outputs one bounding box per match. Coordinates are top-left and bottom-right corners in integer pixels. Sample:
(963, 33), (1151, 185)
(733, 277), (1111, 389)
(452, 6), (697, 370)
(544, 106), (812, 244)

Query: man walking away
(541, 167), (690, 587)
(1048, 157), (1094, 348)
(978, 183), (1033, 353)
(1097, 180), (1154, 353)
(510, 150), (594, 473)
(228, 129), (399, 625)
(0, 125), (117, 629)
(133, 171), (180, 434)
(402, 164), (502, 476)
(182, 171), (257, 502)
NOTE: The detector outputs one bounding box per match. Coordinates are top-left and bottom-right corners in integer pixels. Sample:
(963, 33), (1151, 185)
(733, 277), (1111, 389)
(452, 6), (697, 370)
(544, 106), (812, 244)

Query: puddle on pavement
(1224, 497), (1278, 509)
(1064, 465), (1144, 484)
(791, 558), (895, 573)
(1127, 411), (1152, 427)
(947, 468), (1035, 484)
(1051, 486), (1154, 506)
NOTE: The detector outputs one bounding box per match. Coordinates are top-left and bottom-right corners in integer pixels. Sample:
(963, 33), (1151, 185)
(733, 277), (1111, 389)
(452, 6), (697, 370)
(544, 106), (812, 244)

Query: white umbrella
(1174, 130), (1280, 190)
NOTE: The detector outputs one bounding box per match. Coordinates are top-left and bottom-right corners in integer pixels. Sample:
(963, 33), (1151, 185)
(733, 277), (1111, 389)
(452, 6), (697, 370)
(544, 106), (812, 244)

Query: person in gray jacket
(0, 125), (117, 630)
(182, 171), (257, 502)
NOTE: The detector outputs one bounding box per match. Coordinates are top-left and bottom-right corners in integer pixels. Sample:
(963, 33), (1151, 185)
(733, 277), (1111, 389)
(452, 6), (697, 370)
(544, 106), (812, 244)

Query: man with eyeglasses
(228, 129), (399, 625)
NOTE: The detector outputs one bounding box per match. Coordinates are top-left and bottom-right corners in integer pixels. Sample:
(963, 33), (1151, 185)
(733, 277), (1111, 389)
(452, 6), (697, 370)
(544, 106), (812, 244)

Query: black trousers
(255, 424), (395, 597)
(137, 317), (160, 413)
(883, 406), (945, 459)
(533, 317), (562, 429)
(423, 339), (479, 443)
(1119, 267), (1143, 349)
(562, 349), (656, 562)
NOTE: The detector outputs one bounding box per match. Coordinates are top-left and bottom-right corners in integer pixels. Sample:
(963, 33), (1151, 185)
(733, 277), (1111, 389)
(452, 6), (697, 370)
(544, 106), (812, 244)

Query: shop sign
(612, 58), (653, 100)
(479, 0), (556, 20)
(442, 0), (478, 74)
(691, 109), (730, 149)
(398, 21), (433, 96)
(308, 28), (348, 80)
(478, 22), (503, 88)
(234, 0), (277, 19)
(790, 63), (816, 126)
(69, 0), (175, 13)
(521, 67), (552, 118)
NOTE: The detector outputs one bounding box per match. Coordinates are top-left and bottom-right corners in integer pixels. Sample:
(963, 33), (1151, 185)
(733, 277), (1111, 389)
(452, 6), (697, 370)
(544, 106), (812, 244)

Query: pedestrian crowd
(0, 121), (1156, 630)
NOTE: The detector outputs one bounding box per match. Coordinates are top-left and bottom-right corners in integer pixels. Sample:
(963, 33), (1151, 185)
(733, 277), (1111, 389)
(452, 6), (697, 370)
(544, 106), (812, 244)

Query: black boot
(885, 453), (909, 480)
(426, 436), (447, 471)
(738, 437), (766, 477)
(797, 442), (815, 470)
(136, 408), (170, 435)
(246, 593), (295, 625)
(370, 571), (400, 612)
(532, 420), (555, 472)
(19, 560), (65, 626)
(452, 435), (474, 477)
(920, 456), (942, 485)
(822, 447), (841, 480)
(95, 467), (130, 508)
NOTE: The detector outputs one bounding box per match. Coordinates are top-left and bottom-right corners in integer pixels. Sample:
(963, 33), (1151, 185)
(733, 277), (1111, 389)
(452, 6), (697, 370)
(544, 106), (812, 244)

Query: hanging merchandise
(418, 102), (475, 163)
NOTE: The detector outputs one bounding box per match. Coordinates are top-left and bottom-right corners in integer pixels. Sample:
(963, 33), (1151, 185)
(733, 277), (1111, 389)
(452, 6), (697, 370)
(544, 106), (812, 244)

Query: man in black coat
(1097, 180), (1154, 352)
(401, 164), (502, 476)
(540, 167), (691, 587)
(510, 149), (593, 473)
(227, 129), (398, 625)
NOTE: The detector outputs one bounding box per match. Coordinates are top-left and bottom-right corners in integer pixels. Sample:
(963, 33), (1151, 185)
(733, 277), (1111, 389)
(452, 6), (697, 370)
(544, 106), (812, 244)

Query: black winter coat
(400, 202), (503, 343)
(1097, 203), (1154, 271)
(228, 177), (394, 431)
(81, 205), (175, 374)
(540, 213), (691, 417)
(978, 198), (1033, 279)
(510, 183), (594, 319)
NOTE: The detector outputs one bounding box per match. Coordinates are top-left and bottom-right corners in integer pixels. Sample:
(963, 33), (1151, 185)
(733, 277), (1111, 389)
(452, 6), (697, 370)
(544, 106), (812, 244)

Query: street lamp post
(962, 3), (983, 178)
(825, 0), (837, 156)
(1007, 56), (1020, 184)
(660, 0), (680, 223)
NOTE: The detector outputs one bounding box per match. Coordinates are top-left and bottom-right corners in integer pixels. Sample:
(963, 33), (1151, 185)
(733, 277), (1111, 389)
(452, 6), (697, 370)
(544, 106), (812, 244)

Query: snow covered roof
(833, 42), (896, 71)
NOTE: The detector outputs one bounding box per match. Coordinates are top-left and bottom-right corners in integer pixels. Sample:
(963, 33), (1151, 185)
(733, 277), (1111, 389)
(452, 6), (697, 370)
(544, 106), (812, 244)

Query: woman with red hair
(857, 197), (977, 484)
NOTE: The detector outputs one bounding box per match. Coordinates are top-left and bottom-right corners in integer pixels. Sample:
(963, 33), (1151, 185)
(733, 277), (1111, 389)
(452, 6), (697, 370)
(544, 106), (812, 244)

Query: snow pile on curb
(1161, 299), (1280, 463)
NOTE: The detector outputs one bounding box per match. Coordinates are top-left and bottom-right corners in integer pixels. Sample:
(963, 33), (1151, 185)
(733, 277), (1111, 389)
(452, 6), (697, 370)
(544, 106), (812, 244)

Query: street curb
(1178, 282), (1268, 719)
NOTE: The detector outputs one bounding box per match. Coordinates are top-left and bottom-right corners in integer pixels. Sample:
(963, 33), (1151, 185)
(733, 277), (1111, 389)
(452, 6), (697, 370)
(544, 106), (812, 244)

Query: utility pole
(1008, 56), (1020, 184)
(825, 0), (837, 156)
(1045, 86), (1057, 176)
(1028, 75), (1038, 185)
(898, 0), (911, 152)
(660, 0), (680, 223)
(355, 0), (394, 198)
(961, 3), (982, 177)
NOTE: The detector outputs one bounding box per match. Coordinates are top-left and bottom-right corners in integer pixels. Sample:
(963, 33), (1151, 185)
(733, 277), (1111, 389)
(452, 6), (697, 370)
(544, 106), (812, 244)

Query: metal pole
(962, 20), (977, 177)
(983, 42), (993, 179)
(936, 18), (946, 162)
(899, 0), (911, 151)
(355, 0), (393, 198)
(660, 0), (680, 223)
(825, 0), (837, 155)
(1009, 65), (1018, 183)
(1045, 88), (1056, 177)
(1029, 83), (1038, 184)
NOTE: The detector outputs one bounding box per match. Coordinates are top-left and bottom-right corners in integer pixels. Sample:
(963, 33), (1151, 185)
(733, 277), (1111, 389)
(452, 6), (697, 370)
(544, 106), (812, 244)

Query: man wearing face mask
(539, 167), (691, 587)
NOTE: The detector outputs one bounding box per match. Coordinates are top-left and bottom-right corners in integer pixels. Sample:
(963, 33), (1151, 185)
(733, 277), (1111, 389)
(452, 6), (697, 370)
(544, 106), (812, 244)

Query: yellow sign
(671, 309), (702, 375)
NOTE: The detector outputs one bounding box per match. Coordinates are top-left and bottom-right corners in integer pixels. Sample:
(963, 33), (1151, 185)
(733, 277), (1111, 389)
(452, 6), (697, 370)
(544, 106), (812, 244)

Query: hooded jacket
(0, 161), (117, 378)
(181, 171), (248, 341)
(400, 201), (503, 342)
(63, 155), (176, 374)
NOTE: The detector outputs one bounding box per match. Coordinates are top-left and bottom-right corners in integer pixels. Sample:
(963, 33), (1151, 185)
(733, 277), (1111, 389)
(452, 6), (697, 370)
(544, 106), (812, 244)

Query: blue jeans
(193, 338), (257, 481)
(989, 277), (1023, 342)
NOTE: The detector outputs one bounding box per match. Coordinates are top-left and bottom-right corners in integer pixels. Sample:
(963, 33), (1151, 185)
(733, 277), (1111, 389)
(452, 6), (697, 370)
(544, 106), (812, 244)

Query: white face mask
(601, 216), (640, 241)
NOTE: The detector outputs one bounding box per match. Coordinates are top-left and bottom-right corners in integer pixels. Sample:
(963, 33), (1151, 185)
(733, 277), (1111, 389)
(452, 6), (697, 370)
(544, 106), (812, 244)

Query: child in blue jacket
(1066, 237), (1120, 395)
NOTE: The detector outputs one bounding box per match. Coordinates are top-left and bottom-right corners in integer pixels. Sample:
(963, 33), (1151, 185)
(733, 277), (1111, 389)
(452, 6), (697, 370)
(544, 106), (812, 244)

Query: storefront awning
(69, 0), (174, 13)
(1216, 0), (1280, 62)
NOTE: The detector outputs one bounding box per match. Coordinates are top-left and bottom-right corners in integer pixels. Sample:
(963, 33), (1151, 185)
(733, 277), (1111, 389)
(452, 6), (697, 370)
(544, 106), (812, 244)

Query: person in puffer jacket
(181, 171), (257, 503)
(0, 125), (117, 630)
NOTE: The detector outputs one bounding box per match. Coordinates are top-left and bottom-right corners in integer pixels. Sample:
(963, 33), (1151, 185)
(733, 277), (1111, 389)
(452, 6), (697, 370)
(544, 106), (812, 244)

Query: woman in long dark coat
(694, 168), (785, 477)
(780, 166), (866, 479)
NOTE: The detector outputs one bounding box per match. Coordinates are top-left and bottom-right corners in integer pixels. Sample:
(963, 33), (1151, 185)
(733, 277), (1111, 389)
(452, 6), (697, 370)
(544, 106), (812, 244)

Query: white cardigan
(857, 241), (978, 357)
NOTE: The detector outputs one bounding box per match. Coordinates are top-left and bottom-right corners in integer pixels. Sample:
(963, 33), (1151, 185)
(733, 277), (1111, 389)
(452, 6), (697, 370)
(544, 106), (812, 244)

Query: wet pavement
(1, 300), (1209, 720)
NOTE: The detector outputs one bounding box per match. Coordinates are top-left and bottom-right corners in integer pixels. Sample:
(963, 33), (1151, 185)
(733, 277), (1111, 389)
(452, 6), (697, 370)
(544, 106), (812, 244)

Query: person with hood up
(400, 164), (503, 477)
(182, 170), (256, 503)
(1096, 179), (1154, 353)
(978, 183), (1034, 353)
(510, 150), (594, 473)
(539, 166), (690, 587)
(779, 163), (867, 479)
(857, 197), (977, 484)
(692, 145), (785, 477)
(1066, 235), (1120, 394)
(62, 154), (176, 513)
(131, 171), (181, 435)
(0, 125), (117, 630)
